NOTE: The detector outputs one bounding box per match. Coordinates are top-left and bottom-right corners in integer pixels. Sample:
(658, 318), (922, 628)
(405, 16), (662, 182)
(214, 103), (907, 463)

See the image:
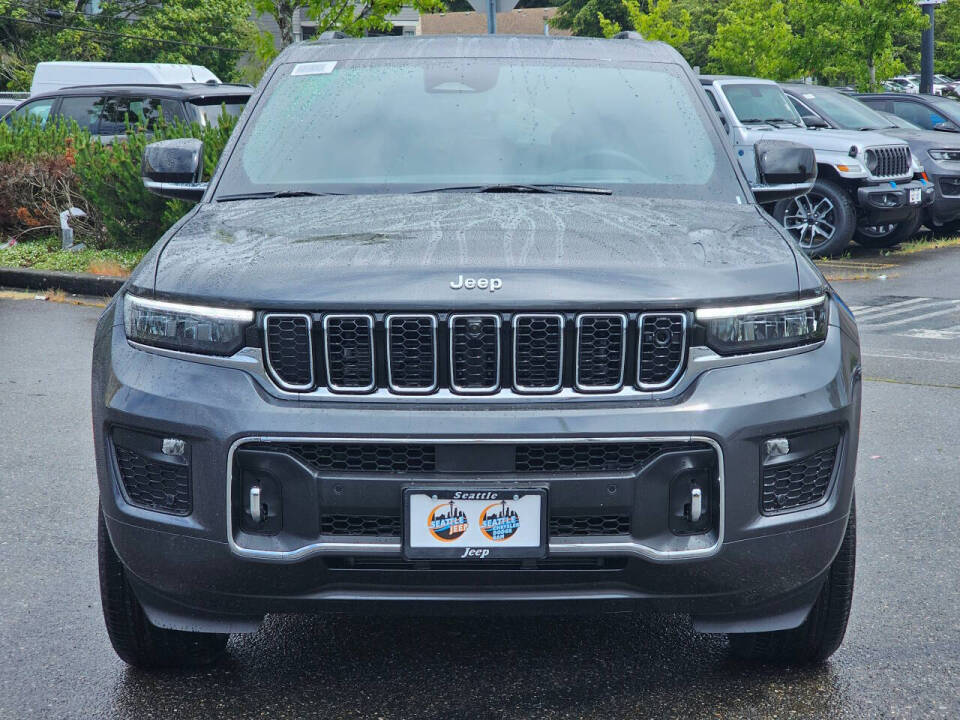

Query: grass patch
(0, 235), (146, 276)
(883, 233), (960, 256)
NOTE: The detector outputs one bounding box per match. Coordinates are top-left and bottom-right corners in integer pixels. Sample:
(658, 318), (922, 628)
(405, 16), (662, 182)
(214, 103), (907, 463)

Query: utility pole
(917, 0), (945, 95)
(487, 0), (496, 34)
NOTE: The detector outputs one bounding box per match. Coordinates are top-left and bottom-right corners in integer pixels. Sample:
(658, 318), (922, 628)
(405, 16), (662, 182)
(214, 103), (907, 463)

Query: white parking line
(865, 303), (960, 329)
(898, 327), (960, 340)
(854, 297), (929, 317)
(859, 299), (959, 324)
(864, 351), (960, 364)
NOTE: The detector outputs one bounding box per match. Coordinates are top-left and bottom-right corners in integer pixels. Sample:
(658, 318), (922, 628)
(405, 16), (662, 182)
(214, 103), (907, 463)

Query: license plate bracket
(402, 487), (548, 560)
(909, 187), (922, 205)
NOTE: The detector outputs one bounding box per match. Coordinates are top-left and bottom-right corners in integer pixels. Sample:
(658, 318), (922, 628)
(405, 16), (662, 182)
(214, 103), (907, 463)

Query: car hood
(149, 194), (802, 309)
(748, 125), (907, 151)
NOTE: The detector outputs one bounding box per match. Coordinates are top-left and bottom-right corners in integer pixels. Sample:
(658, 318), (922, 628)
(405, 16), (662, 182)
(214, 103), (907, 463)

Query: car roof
(26, 83), (252, 102)
(698, 75), (778, 86)
(852, 93), (937, 100)
(278, 34), (684, 64)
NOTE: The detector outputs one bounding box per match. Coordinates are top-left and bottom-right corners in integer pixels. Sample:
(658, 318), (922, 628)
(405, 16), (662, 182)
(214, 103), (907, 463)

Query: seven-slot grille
(261, 311), (689, 396)
(870, 145), (910, 178)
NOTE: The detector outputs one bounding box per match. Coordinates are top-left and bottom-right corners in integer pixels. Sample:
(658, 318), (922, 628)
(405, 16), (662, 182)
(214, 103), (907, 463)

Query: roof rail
(613, 31), (643, 40)
(318, 30), (349, 39)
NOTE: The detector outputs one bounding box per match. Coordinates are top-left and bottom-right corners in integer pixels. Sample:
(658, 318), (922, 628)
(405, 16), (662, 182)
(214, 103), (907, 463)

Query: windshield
(723, 83), (803, 126)
(796, 88), (893, 130)
(190, 98), (248, 128)
(214, 58), (742, 201)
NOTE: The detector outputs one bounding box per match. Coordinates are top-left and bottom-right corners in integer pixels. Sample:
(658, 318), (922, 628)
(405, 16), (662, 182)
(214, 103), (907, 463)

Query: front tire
(774, 179), (856, 257)
(854, 212), (921, 248)
(98, 506), (229, 668)
(728, 500), (856, 665)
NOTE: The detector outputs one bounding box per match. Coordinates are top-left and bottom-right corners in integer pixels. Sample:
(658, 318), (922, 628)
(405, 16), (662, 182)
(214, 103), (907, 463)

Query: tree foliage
(598, 0), (690, 46)
(0, 0), (257, 90)
(254, 0), (445, 59)
(707, 0), (798, 80)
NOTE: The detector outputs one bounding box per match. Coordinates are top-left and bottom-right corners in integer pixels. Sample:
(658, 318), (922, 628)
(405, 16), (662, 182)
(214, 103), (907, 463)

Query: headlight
(696, 295), (828, 355)
(928, 149), (960, 162)
(123, 294), (253, 356)
(864, 149), (878, 174)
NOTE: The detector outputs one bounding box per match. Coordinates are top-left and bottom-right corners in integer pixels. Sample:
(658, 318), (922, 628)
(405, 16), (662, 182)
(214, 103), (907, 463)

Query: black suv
(93, 36), (861, 669)
(7, 82), (251, 137)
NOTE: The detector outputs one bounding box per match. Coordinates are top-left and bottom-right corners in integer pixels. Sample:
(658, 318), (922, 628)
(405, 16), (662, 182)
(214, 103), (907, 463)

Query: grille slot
(513, 313), (564, 392)
(320, 514), (402, 537)
(762, 445), (838, 513)
(263, 443), (438, 474)
(324, 314), (375, 392)
(264, 313), (314, 390)
(515, 441), (699, 473)
(550, 514), (631, 537)
(638, 313), (686, 390)
(576, 313), (626, 391)
(449, 314), (500, 393)
(114, 446), (191, 515)
(386, 314), (437, 393)
(871, 146), (910, 178)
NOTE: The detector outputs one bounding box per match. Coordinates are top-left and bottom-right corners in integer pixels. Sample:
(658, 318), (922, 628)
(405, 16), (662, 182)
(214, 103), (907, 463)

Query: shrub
(73, 112), (239, 249)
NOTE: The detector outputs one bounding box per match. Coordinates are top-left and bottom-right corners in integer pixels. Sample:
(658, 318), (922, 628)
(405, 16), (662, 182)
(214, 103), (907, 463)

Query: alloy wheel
(783, 194), (837, 251)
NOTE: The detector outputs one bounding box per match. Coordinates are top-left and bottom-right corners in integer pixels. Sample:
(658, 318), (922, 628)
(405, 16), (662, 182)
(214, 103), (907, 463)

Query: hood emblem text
(450, 275), (503, 292)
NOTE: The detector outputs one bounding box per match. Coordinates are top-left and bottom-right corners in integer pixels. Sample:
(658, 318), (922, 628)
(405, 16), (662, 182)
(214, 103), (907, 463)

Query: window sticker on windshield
(291, 61), (337, 76)
(803, 93), (816, 99)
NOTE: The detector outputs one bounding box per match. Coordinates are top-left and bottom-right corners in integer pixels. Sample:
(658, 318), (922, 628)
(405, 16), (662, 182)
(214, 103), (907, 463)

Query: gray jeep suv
(93, 35), (861, 669)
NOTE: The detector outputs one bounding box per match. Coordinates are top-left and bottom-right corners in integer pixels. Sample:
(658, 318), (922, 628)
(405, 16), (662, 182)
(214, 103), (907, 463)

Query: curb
(0, 266), (124, 297)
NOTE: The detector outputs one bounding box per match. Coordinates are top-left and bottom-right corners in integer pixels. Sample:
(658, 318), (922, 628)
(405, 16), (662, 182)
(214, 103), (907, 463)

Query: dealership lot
(1, 248), (959, 719)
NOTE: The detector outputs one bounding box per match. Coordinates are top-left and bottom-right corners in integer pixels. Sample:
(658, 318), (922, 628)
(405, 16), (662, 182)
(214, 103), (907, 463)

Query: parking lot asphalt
(1, 248), (959, 720)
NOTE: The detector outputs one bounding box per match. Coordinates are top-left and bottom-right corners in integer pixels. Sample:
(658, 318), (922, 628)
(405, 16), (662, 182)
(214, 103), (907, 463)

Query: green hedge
(0, 111), (237, 250)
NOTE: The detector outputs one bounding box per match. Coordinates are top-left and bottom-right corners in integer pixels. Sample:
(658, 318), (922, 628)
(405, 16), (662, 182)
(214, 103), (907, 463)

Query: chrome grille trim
(448, 313), (501, 394)
(385, 314), (438, 394)
(263, 313), (315, 391)
(512, 313), (565, 394)
(323, 313), (375, 393)
(575, 313), (627, 392)
(637, 312), (687, 391)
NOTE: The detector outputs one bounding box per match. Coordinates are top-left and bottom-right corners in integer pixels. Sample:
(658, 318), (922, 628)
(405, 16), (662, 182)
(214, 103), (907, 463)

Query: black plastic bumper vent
(762, 445), (838, 513)
(114, 446), (191, 515)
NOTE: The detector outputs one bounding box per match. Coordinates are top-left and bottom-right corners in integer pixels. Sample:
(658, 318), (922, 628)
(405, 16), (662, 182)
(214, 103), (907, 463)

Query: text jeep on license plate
(403, 487), (547, 560)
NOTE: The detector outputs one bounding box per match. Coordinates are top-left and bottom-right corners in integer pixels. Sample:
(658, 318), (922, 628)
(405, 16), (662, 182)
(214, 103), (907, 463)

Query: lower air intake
(762, 445), (838, 513)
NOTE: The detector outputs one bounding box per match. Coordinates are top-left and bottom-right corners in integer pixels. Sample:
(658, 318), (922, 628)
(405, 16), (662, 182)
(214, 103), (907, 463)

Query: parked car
(30, 61), (219, 96)
(0, 91), (27, 119)
(782, 83), (959, 244)
(6, 83), (252, 139)
(701, 75), (930, 256)
(93, 34), (860, 670)
(890, 76), (920, 94)
(856, 92), (960, 133)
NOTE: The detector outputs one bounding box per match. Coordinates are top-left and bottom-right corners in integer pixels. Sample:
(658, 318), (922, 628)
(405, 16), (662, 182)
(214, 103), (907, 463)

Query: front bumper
(92, 297), (861, 635)
(857, 179), (934, 224)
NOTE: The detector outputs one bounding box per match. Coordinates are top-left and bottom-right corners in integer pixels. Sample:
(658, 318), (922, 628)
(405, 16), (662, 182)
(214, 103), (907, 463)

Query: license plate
(910, 188), (922, 205)
(403, 488), (547, 560)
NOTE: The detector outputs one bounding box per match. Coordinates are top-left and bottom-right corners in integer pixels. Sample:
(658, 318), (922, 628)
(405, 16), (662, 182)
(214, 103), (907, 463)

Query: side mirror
(932, 121), (960, 133)
(751, 139), (817, 204)
(802, 115), (829, 129)
(141, 138), (207, 202)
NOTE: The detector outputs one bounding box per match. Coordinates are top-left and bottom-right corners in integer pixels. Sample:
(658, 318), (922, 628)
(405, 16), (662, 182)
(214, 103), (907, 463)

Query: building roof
(419, 8), (570, 36)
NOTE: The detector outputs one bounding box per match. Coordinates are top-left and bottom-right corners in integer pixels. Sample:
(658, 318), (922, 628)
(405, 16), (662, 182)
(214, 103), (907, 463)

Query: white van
(30, 62), (220, 96)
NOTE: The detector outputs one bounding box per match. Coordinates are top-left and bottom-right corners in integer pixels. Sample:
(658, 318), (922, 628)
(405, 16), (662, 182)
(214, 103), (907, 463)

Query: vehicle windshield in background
(191, 98), (247, 128)
(798, 89), (894, 130)
(215, 59), (742, 200)
(723, 84), (804, 126)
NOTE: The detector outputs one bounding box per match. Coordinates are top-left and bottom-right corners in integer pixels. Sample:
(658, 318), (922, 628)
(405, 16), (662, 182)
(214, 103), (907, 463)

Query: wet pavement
(1, 248), (959, 718)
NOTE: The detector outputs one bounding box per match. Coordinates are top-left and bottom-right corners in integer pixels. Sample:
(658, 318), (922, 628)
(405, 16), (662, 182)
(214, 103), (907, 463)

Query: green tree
(787, 0), (928, 89)
(598, 0), (690, 46)
(254, 0), (445, 58)
(708, 0), (798, 80)
(674, 0), (730, 70)
(935, 0), (960, 78)
(551, 0), (631, 37)
(0, 0), (256, 90)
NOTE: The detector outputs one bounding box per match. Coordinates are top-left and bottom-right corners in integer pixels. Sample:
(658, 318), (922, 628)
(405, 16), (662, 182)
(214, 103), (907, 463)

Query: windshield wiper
(216, 190), (342, 202)
(739, 117), (801, 128)
(413, 184), (612, 195)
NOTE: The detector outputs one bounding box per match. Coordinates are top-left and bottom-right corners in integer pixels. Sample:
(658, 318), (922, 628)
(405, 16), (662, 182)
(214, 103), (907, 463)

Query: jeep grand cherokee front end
(92, 35), (860, 669)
